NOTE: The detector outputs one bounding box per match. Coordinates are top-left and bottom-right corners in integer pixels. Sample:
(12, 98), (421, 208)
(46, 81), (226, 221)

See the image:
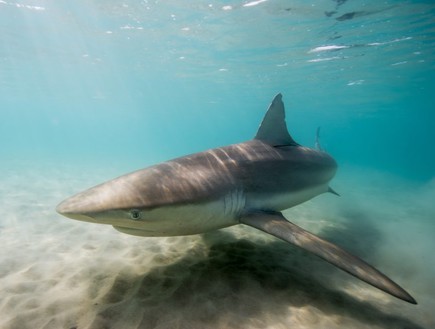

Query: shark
(56, 94), (416, 304)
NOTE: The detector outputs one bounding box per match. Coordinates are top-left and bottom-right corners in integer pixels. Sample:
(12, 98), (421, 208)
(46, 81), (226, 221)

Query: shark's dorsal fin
(254, 93), (298, 146)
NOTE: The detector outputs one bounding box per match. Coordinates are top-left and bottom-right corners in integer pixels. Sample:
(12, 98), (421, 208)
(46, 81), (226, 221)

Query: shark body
(57, 94), (416, 304)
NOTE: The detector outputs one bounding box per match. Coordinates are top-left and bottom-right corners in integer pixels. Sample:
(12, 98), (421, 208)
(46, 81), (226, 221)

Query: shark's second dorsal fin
(254, 93), (298, 146)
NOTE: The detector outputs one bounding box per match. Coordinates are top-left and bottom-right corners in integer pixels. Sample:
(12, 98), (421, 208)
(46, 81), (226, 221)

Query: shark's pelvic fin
(254, 93), (299, 146)
(328, 186), (340, 196)
(240, 211), (417, 304)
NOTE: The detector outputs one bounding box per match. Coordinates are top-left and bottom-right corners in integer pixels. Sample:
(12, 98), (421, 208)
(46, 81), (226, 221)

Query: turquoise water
(2, 0), (434, 177)
(1, 1), (434, 329)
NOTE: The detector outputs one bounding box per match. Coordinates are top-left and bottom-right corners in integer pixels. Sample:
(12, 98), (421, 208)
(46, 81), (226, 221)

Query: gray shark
(56, 94), (416, 304)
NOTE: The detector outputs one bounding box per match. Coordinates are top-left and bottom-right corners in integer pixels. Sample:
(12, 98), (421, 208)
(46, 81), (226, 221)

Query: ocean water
(0, 1), (434, 328)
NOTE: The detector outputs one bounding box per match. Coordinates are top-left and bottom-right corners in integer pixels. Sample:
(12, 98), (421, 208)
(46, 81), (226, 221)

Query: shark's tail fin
(328, 186), (340, 196)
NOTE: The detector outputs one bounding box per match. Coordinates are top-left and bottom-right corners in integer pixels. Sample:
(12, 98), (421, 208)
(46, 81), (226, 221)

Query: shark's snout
(55, 184), (110, 223)
(56, 196), (95, 222)
(56, 175), (139, 223)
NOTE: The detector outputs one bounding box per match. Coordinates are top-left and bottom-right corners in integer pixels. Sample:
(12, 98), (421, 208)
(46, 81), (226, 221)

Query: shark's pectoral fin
(239, 211), (417, 304)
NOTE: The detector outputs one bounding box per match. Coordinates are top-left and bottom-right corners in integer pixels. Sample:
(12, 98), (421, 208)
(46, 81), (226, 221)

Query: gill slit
(223, 189), (246, 218)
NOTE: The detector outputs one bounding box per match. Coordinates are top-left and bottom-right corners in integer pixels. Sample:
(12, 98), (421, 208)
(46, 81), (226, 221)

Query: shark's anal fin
(240, 211), (417, 304)
(254, 93), (299, 146)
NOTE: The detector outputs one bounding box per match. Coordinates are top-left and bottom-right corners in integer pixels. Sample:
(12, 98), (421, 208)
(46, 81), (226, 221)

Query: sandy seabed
(0, 160), (434, 329)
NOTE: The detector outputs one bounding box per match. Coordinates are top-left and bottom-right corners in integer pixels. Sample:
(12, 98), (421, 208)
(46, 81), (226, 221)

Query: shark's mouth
(112, 226), (157, 237)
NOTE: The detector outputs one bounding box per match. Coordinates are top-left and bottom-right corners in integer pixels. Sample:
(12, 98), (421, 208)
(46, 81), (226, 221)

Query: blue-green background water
(1, 0), (434, 179)
(1, 1), (435, 329)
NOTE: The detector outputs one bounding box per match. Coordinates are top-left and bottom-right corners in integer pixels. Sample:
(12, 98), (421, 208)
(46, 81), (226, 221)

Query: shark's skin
(57, 94), (417, 305)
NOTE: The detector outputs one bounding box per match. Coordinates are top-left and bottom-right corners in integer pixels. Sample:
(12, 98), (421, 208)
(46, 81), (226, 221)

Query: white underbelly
(112, 185), (326, 238)
(246, 184), (329, 212)
(114, 190), (246, 237)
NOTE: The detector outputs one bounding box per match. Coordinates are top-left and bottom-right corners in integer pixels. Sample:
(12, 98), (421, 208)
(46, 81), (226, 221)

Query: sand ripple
(0, 164), (433, 329)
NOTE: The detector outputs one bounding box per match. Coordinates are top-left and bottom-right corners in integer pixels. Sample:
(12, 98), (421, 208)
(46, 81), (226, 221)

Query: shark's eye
(130, 209), (141, 220)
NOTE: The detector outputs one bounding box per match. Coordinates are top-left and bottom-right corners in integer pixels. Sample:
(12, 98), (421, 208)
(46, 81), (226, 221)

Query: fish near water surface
(57, 94), (416, 304)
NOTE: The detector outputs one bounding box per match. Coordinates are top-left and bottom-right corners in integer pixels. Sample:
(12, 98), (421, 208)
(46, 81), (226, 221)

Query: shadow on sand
(89, 212), (424, 329)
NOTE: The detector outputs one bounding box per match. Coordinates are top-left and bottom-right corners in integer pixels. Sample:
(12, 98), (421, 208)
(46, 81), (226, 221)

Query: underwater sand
(0, 160), (434, 329)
